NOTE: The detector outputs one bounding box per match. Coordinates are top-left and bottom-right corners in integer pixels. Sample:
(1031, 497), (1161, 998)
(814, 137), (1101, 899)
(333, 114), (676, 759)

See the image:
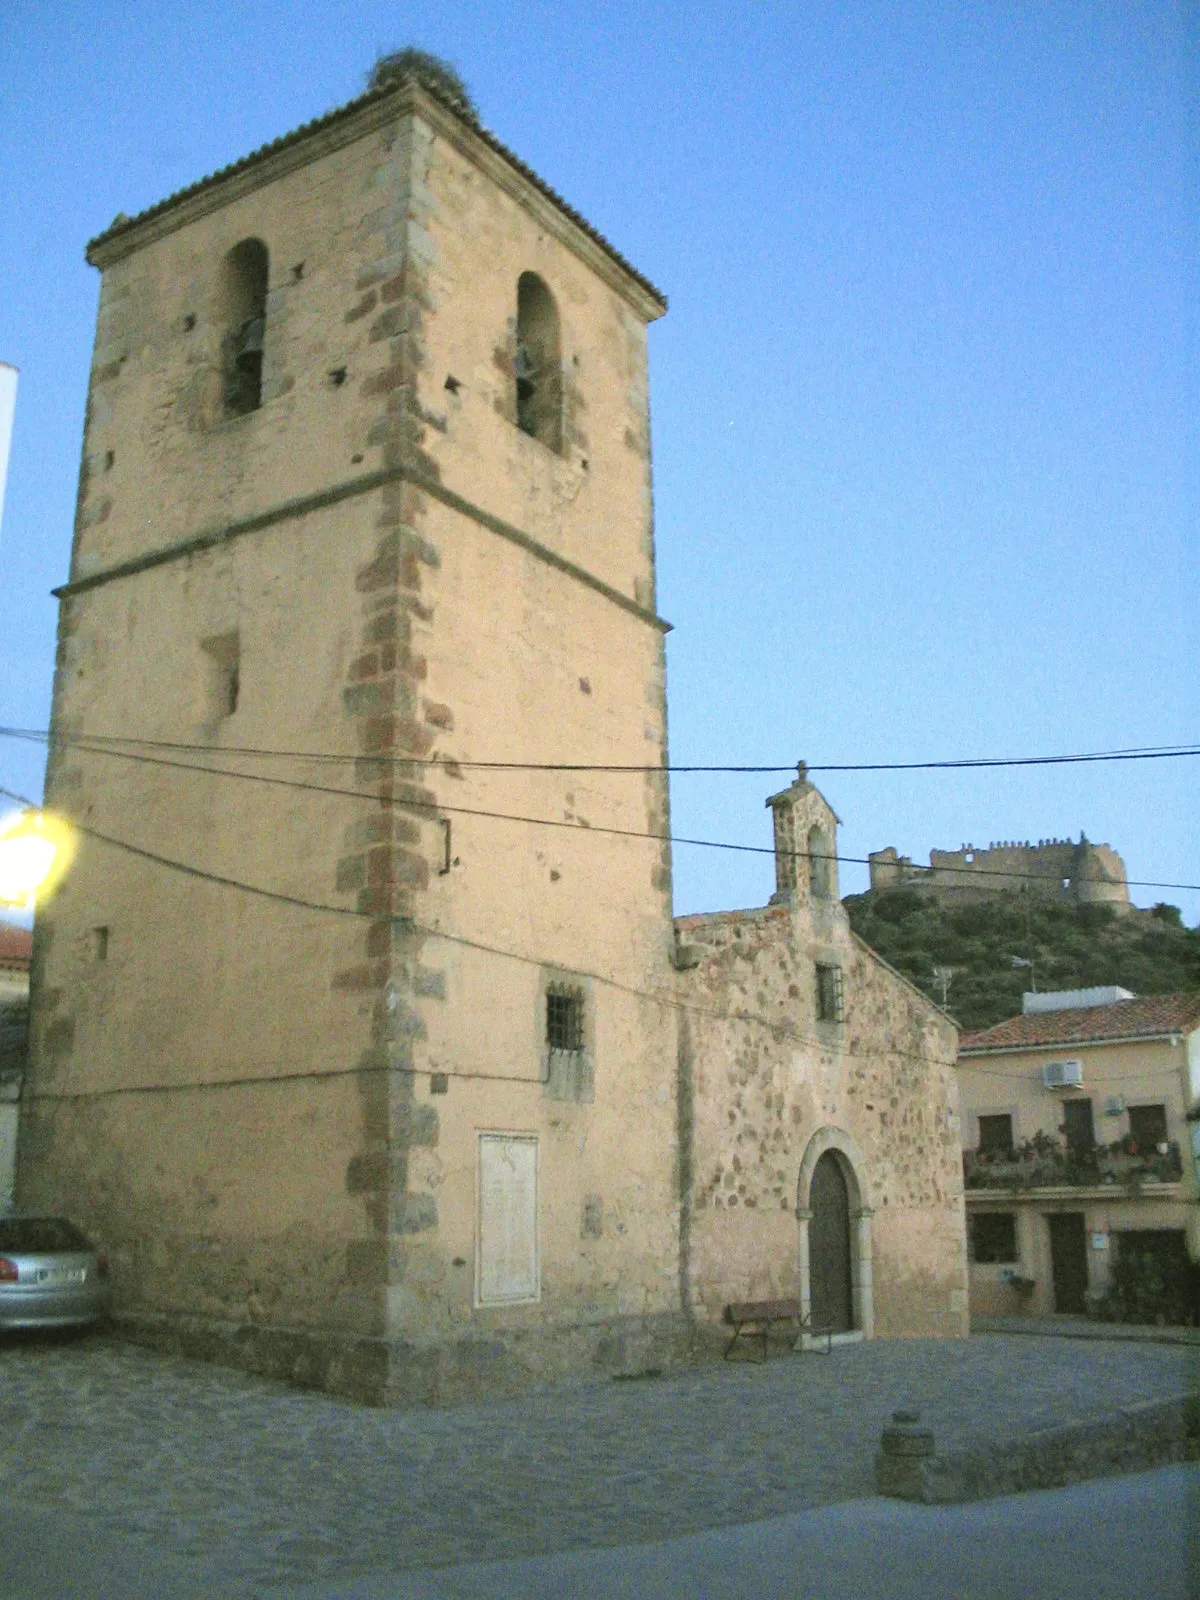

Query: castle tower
(22, 65), (685, 1400)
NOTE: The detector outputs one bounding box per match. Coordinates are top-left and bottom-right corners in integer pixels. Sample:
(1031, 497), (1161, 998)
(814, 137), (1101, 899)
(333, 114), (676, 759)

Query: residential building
(20, 61), (967, 1403)
(958, 988), (1200, 1321)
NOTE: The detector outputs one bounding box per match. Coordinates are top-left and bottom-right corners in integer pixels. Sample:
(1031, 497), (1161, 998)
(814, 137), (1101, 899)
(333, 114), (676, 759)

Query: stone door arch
(796, 1127), (874, 1341)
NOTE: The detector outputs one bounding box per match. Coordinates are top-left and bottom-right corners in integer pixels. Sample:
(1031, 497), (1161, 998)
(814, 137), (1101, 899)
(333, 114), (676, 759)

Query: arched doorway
(796, 1126), (874, 1341)
(809, 1151), (853, 1332)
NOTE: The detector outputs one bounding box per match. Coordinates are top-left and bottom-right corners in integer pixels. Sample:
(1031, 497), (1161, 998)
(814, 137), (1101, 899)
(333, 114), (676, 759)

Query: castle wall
(867, 838), (1130, 912)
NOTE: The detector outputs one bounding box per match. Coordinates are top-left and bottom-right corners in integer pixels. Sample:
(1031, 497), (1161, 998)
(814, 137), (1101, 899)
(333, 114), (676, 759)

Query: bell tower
(25, 60), (686, 1401)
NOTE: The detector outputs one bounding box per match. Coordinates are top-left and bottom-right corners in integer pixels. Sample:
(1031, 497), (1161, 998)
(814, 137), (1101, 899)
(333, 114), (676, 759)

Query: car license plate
(37, 1267), (85, 1285)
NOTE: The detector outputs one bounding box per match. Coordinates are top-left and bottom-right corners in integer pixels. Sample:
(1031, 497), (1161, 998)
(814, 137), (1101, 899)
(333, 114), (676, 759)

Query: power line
(2, 724), (1198, 775)
(4, 737), (1200, 895)
(5, 782), (1192, 1101)
(0, 781), (961, 1077)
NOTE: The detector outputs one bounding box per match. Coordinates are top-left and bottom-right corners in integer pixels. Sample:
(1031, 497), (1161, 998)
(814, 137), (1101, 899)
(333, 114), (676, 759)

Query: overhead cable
(3, 741), (1199, 894)
(1, 724), (1198, 775)
(1, 784), (1189, 1094)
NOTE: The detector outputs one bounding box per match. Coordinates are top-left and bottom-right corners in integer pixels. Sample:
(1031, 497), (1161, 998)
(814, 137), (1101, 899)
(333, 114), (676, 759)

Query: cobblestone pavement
(1, 1328), (1196, 1597)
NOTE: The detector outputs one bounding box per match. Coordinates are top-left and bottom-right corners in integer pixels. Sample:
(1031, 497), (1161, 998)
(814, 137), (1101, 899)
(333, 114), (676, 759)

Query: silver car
(0, 1214), (111, 1330)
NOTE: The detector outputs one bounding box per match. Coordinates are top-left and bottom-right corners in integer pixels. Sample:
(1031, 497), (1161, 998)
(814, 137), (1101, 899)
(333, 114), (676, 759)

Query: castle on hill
(867, 836), (1130, 914)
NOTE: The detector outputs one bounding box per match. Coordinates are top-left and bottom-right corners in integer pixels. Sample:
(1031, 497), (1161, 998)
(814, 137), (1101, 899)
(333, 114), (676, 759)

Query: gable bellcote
(766, 763), (841, 907)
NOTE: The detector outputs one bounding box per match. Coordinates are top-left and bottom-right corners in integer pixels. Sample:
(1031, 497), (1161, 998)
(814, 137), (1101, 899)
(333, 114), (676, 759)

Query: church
(20, 58), (967, 1403)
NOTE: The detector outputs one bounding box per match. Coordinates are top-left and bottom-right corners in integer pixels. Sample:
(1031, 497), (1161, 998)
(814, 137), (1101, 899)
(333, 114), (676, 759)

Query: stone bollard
(875, 1408), (935, 1500)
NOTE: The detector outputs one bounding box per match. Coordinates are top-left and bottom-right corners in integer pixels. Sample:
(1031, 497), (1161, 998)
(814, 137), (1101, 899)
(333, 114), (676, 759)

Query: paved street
(283, 1466), (1200, 1600)
(0, 1327), (1196, 1597)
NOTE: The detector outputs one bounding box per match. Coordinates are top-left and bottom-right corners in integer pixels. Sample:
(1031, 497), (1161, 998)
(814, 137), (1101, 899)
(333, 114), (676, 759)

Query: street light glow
(0, 809), (76, 909)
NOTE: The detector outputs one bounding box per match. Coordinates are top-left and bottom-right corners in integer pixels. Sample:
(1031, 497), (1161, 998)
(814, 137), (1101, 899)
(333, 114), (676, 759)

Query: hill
(843, 891), (1200, 1032)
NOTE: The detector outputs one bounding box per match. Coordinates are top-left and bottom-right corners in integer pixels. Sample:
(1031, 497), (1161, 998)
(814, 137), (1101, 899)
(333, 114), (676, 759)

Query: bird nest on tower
(368, 49), (478, 120)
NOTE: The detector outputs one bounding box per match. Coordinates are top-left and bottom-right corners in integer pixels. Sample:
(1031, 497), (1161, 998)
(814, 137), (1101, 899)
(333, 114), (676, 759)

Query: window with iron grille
(815, 962), (844, 1023)
(543, 982), (591, 1102)
(546, 987), (584, 1052)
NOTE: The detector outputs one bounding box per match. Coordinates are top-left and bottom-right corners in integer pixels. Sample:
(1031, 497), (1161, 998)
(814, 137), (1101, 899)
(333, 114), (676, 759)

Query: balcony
(964, 1134), (1183, 1193)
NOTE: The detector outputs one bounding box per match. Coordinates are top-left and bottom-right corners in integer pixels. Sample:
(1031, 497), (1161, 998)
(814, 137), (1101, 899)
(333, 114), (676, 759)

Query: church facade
(677, 773), (967, 1347)
(20, 67), (966, 1404)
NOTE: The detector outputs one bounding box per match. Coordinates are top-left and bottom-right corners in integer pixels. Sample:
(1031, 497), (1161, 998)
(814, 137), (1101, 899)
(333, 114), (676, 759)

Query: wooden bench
(723, 1298), (834, 1361)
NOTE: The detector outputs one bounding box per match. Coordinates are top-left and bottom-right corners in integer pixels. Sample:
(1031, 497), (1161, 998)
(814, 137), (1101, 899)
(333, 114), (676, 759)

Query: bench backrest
(725, 1298), (801, 1323)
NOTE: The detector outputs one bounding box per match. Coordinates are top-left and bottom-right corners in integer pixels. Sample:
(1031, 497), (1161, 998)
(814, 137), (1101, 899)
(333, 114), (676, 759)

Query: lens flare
(0, 810), (76, 908)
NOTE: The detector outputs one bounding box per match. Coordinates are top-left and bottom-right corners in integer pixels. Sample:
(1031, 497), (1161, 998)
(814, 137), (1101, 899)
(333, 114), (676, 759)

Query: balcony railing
(964, 1136), (1183, 1192)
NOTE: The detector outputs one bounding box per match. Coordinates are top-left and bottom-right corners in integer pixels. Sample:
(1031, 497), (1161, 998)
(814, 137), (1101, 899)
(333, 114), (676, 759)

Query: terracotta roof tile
(960, 992), (1200, 1052)
(0, 923), (32, 972)
(86, 74), (666, 309)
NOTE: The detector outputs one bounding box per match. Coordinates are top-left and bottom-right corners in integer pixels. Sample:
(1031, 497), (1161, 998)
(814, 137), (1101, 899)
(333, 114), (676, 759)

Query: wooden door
(1047, 1212), (1088, 1314)
(1062, 1099), (1095, 1157)
(809, 1151), (853, 1332)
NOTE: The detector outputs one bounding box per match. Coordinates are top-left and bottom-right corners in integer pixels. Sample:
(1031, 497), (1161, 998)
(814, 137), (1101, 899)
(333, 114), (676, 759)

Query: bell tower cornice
(85, 77), (666, 323)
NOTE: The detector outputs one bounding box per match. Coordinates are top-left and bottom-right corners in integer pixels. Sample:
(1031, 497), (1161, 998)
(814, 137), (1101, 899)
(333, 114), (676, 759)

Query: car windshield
(0, 1218), (93, 1254)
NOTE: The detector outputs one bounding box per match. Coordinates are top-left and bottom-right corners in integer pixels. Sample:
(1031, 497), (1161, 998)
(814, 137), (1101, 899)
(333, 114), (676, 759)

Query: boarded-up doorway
(476, 1133), (539, 1307)
(810, 1151), (853, 1332)
(1047, 1212), (1088, 1314)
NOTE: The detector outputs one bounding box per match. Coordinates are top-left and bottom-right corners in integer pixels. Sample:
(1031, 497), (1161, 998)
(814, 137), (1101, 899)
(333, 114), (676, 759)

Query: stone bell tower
(23, 58), (687, 1402)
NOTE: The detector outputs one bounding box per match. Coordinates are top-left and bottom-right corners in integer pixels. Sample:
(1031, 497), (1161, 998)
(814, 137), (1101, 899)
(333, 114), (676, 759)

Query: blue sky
(0, 0), (1195, 932)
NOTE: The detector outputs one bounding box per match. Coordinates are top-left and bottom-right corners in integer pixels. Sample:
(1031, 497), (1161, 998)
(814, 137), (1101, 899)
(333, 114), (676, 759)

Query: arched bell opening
(514, 271), (562, 452)
(808, 824), (833, 899)
(219, 238), (269, 416)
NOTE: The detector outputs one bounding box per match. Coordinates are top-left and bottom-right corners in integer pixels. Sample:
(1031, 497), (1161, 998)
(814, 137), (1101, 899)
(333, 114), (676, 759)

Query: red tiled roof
(0, 923), (32, 972)
(85, 72), (666, 308)
(960, 992), (1200, 1053)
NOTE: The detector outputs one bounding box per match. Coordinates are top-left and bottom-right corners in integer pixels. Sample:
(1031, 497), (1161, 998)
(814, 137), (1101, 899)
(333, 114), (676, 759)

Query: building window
(815, 962), (844, 1023)
(977, 1114), (1014, 1158)
(200, 631), (240, 720)
(514, 272), (562, 451)
(547, 986), (583, 1052)
(970, 1212), (1018, 1264)
(476, 1132), (539, 1306)
(543, 980), (591, 1102)
(1128, 1104), (1168, 1149)
(220, 239), (269, 416)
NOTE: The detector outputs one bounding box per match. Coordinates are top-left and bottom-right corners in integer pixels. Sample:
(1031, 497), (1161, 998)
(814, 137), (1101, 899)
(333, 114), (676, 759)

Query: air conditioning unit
(1042, 1059), (1083, 1090)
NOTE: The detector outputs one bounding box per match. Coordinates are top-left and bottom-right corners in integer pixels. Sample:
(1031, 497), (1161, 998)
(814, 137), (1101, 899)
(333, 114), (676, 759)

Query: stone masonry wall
(24, 77), (684, 1402)
(676, 883), (969, 1341)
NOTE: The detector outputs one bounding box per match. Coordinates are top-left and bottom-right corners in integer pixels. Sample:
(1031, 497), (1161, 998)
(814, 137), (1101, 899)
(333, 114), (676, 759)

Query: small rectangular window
(977, 1114), (1014, 1158)
(815, 962), (844, 1022)
(544, 981), (591, 1101)
(547, 987), (584, 1052)
(91, 926), (109, 962)
(970, 1212), (1018, 1264)
(200, 632), (240, 721)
